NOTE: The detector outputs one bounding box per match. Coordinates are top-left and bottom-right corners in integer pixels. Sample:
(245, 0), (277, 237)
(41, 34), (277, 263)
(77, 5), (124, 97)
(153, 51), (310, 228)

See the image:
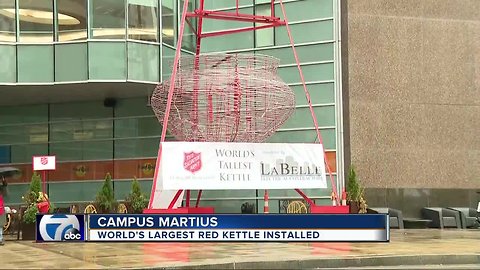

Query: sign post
(32, 156), (56, 195)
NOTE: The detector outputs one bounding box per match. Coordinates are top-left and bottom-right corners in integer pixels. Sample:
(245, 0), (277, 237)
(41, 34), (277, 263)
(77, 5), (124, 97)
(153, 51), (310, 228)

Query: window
(0, 0), (16, 42)
(161, 0), (175, 46)
(18, 0), (54, 42)
(57, 0), (87, 41)
(128, 0), (159, 42)
(255, 4), (274, 47)
(90, 0), (125, 39)
(49, 101), (113, 161)
(180, 0), (196, 51)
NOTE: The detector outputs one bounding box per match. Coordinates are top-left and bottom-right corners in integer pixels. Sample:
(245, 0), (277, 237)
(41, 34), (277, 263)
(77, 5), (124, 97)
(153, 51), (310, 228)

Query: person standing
(0, 178), (7, 245)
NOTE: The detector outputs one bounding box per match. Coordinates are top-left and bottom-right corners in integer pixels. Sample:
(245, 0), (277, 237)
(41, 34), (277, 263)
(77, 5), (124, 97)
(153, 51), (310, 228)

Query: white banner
(158, 142), (327, 190)
(32, 156), (56, 171)
(88, 229), (387, 242)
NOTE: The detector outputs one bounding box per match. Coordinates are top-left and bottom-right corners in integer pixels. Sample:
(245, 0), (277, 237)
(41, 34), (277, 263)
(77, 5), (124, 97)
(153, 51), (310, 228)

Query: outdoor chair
(447, 207), (479, 229)
(421, 207), (461, 229)
(368, 208), (404, 229)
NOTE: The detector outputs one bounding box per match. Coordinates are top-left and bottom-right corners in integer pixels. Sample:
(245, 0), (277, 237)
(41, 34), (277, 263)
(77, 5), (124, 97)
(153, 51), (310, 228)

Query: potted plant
(94, 173), (117, 214)
(241, 202), (256, 214)
(21, 173), (42, 240)
(346, 166), (367, 214)
(125, 177), (148, 214)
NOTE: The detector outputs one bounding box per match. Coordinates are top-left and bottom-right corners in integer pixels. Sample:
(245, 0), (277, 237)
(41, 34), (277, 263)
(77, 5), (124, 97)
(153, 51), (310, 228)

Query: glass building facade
(0, 0), (344, 213)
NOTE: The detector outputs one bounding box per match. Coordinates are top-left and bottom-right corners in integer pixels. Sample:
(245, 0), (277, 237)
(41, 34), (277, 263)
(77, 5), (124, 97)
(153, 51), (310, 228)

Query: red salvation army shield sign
(40, 157), (49, 165)
(183, 152), (202, 173)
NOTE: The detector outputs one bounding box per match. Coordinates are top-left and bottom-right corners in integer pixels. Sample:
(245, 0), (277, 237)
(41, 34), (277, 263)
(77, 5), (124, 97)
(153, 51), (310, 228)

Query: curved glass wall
(0, 0), (16, 42)
(0, 0), (194, 84)
(0, 0), (197, 44)
(57, 0), (87, 41)
(90, 0), (126, 39)
(18, 0), (54, 42)
(128, 0), (158, 42)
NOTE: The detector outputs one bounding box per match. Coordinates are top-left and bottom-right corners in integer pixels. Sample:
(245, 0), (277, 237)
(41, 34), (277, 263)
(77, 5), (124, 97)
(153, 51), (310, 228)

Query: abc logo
(39, 215), (82, 241)
(63, 228), (82, 240)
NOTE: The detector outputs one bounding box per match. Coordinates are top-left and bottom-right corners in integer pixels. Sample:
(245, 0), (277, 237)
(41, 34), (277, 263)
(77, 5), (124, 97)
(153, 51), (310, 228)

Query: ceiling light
(0, 8), (80, 25)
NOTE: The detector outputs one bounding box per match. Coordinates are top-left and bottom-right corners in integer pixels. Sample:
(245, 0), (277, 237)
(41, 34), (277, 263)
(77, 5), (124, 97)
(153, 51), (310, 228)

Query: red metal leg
(187, 10), (282, 23)
(191, 0), (205, 138)
(270, 0), (275, 17)
(42, 170), (47, 195)
(148, 0), (191, 209)
(279, 0), (340, 206)
(168, 190), (184, 209)
(295, 189), (316, 207)
(200, 23), (284, 38)
(186, 190), (191, 207)
(195, 0), (205, 55)
(195, 190), (203, 207)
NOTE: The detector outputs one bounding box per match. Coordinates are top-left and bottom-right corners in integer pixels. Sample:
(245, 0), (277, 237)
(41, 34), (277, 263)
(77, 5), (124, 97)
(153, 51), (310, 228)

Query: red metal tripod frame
(148, 0), (340, 209)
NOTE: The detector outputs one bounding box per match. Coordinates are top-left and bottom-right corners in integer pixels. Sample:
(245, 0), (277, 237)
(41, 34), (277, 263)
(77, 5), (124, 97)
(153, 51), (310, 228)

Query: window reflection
(57, 0), (87, 41)
(180, 0), (196, 51)
(128, 0), (158, 42)
(18, 0), (54, 42)
(49, 119), (113, 142)
(91, 0), (125, 39)
(0, 0), (16, 42)
(161, 0), (175, 46)
(255, 4), (274, 47)
(178, 0), (197, 51)
(0, 123), (48, 144)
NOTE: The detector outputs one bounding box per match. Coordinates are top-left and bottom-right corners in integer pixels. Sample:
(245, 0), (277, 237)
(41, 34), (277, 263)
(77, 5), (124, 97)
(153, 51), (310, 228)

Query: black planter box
(349, 201), (360, 214)
(21, 222), (36, 241)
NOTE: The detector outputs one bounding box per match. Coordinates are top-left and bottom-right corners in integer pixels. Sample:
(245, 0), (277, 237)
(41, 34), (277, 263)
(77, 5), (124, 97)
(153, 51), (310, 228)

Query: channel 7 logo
(36, 214), (85, 242)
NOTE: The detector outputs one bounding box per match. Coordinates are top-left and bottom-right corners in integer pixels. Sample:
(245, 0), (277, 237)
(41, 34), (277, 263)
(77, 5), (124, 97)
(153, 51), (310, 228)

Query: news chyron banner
(36, 214), (389, 242)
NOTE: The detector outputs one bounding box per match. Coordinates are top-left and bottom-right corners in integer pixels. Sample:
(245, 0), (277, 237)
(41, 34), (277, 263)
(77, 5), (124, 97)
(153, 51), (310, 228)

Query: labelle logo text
(184, 152), (202, 173)
(38, 214), (84, 242)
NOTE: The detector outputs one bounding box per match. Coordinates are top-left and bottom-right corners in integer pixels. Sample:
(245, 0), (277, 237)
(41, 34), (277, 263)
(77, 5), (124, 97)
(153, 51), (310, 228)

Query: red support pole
(279, 0), (340, 206)
(42, 170), (47, 194)
(191, 0), (205, 138)
(263, 190), (269, 214)
(186, 190), (191, 207)
(195, 190), (203, 207)
(148, 0), (191, 209)
(195, 0), (205, 56)
(188, 10), (281, 23)
(270, 0), (275, 17)
(200, 23), (284, 38)
(168, 190), (184, 209)
(295, 189), (316, 207)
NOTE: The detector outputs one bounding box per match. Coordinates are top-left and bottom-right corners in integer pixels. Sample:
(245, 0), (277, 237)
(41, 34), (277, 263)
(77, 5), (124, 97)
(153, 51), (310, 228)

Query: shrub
(23, 204), (39, 224)
(346, 166), (362, 202)
(22, 173), (43, 224)
(126, 177), (148, 214)
(95, 173), (116, 213)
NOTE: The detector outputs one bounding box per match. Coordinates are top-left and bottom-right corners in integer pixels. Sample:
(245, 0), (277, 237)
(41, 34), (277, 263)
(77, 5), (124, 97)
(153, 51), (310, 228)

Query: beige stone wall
(347, 0), (480, 189)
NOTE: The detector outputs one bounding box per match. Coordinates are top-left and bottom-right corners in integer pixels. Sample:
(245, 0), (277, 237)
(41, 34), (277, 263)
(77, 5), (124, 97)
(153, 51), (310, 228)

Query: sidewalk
(0, 229), (479, 269)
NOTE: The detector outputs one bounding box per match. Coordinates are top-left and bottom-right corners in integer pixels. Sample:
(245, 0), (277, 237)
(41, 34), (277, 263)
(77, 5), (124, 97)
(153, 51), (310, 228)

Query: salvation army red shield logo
(40, 157), (48, 165)
(183, 152), (202, 173)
